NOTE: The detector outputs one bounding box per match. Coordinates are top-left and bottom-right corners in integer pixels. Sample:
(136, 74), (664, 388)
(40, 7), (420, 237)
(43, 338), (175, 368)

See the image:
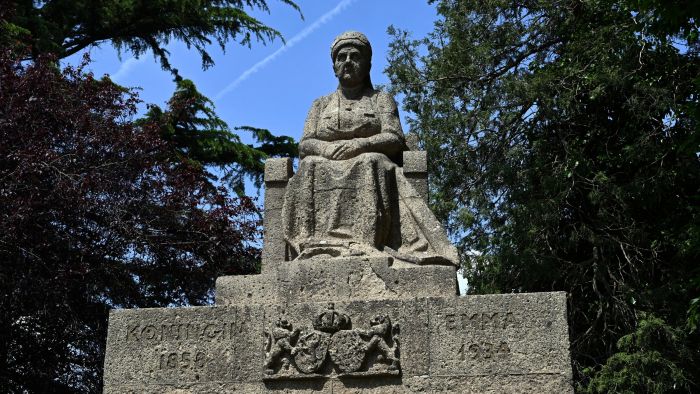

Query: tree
(0, 52), (261, 392)
(0, 2), (299, 392)
(3, 0), (301, 190)
(386, 0), (699, 391)
(6, 0), (300, 72)
(140, 79), (297, 194)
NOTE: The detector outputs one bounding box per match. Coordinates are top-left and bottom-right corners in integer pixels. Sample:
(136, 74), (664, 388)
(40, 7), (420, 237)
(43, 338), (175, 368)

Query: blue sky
(66, 0), (438, 145)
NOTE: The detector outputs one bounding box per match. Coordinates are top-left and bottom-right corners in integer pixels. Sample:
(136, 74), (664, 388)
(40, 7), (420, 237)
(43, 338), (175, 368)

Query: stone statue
(282, 31), (458, 266)
(104, 34), (574, 393)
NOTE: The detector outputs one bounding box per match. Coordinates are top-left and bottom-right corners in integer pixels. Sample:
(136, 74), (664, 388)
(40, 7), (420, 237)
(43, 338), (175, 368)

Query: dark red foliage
(0, 52), (261, 393)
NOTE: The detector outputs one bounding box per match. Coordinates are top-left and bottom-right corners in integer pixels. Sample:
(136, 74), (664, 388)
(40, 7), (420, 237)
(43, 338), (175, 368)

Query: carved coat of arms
(263, 303), (400, 379)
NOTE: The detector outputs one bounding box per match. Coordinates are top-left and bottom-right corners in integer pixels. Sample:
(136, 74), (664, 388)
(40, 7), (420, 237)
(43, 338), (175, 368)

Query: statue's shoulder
(310, 92), (336, 110)
(370, 89), (399, 113)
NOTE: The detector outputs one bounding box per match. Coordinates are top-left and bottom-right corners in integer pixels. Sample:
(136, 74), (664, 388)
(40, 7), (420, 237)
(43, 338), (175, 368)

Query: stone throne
(260, 149), (433, 267)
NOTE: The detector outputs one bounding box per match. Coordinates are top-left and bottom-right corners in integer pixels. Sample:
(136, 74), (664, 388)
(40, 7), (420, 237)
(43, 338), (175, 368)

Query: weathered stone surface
(215, 272), (278, 306)
(281, 31), (458, 267)
(216, 257), (458, 306)
(402, 150), (428, 174)
(262, 158), (293, 267)
(104, 293), (572, 393)
(330, 374), (573, 393)
(428, 292), (571, 379)
(103, 306), (262, 391)
(402, 151), (428, 201)
(103, 30), (573, 394)
(264, 157), (294, 183)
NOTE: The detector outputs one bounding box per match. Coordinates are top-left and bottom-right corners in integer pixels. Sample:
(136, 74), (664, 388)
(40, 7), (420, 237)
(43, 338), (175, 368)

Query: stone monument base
(103, 258), (573, 393)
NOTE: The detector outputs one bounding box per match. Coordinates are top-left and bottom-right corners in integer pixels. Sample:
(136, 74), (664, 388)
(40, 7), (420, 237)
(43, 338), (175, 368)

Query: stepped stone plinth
(104, 258), (572, 393)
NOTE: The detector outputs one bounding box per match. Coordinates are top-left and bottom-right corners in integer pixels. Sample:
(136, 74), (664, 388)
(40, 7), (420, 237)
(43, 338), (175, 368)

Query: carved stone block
(262, 158), (294, 268)
(103, 305), (263, 392)
(216, 257), (458, 306)
(263, 157), (294, 184)
(428, 292), (572, 379)
(263, 303), (401, 379)
(104, 290), (572, 393)
(402, 151), (427, 174)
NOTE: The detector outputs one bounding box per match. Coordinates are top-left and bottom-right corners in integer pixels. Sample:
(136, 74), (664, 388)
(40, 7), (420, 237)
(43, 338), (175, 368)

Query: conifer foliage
(387, 0), (699, 391)
(7, 0), (300, 72)
(0, 1), (298, 392)
(141, 79), (297, 194)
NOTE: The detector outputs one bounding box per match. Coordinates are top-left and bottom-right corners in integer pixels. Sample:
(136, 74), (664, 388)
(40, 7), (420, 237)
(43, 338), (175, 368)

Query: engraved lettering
(172, 323), (184, 340)
(158, 351), (208, 370)
(181, 352), (190, 368)
(142, 325), (157, 340)
(195, 352), (206, 368)
(168, 353), (177, 368)
(482, 342), (493, 358)
(483, 313), (498, 329)
(503, 312), (515, 329)
(127, 325), (140, 341)
(187, 323), (198, 340)
(467, 312), (479, 329)
(468, 343), (480, 359)
(457, 341), (511, 361)
(203, 323), (221, 339)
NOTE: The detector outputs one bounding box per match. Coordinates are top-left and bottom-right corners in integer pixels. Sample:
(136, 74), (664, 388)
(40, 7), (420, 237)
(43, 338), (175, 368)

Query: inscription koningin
(126, 321), (244, 343)
(263, 304), (400, 379)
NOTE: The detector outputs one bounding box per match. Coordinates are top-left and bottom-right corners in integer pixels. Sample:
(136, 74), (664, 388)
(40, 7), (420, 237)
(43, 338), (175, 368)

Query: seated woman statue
(282, 31), (458, 266)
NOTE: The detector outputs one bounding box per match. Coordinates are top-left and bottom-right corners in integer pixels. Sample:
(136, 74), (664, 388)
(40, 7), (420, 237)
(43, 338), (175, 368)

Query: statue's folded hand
(326, 140), (364, 160)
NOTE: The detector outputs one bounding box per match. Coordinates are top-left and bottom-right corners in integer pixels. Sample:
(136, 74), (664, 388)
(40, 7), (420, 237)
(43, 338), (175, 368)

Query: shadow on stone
(336, 376), (403, 389)
(263, 378), (328, 391)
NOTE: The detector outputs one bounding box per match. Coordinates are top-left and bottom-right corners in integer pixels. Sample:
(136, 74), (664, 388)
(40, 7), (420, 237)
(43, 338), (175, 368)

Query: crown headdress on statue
(330, 31), (372, 60)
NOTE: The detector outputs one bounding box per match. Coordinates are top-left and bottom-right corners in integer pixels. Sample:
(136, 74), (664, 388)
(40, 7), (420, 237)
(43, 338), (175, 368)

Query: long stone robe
(282, 88), (458, 265)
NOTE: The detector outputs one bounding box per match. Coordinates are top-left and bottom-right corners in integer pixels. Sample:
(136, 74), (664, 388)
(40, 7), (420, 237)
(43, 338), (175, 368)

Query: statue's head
(331, 31), (372, 89)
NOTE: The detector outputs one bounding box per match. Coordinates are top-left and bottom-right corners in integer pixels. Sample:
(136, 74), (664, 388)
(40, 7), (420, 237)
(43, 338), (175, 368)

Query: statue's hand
(327, 139), (364, 160)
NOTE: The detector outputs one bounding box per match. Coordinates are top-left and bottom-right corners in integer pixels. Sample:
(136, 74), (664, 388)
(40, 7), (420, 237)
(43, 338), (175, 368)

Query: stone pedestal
(103, 257), (573, 393)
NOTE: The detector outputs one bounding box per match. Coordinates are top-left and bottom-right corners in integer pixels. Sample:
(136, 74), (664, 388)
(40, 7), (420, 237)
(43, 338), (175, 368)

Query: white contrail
(215, 0), (358, 100)
(110, 56), (147, 84)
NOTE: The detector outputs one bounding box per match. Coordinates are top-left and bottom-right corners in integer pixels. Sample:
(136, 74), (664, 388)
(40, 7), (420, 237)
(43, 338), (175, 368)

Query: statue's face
(333, 46), (369, 88)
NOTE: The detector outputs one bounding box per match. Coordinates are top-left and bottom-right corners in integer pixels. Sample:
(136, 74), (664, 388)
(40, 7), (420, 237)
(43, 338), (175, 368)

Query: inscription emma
(444, 311), (517, 330)
(126, 322), (242, 343)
